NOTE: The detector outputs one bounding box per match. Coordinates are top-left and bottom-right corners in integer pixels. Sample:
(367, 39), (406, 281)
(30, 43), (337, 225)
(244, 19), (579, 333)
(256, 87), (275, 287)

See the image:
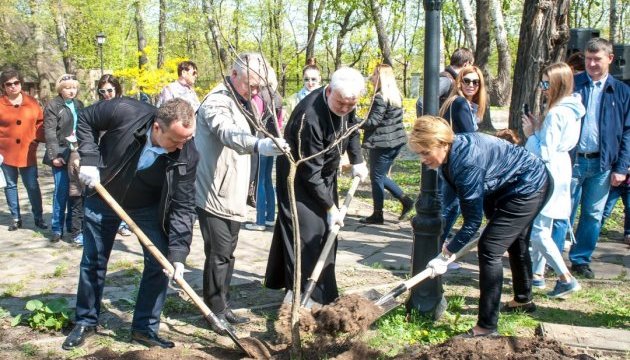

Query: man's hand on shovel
(427, 251), (455, 278)
(163, 262), (188, 282)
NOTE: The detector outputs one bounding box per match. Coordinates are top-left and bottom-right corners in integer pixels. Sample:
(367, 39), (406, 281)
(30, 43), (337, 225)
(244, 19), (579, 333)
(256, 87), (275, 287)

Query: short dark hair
(177, 61), (197, 77)
(0, 69), (22, 87)
(585, 38), (613, 55)
(450, 48), (475, 67)
(155, 98), (195, 129)
(97, 74), (123, 100)
(566, 52), (586, 73)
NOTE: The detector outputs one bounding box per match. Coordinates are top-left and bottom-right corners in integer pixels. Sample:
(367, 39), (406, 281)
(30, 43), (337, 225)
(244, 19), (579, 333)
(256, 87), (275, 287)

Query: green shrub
(11, 298), (71, 332)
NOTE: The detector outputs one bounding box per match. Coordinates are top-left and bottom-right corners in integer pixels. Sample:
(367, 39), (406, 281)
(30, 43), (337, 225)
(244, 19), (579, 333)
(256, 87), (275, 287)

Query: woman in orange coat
(0, 69), (47, 231)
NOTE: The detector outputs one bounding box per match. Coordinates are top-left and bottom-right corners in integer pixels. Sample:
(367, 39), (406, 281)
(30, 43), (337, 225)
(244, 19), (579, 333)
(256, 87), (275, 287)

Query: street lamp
(95, 32), (106, 76)
(405, 0), (446, 320)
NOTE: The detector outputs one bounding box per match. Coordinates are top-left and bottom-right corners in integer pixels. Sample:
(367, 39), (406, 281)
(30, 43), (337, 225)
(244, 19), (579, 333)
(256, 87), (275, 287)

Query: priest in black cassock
(264, 67), (368, 306)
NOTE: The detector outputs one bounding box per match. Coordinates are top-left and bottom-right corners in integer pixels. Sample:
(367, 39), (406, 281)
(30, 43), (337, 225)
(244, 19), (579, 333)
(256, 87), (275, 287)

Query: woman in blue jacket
(409, 116), (550, 337)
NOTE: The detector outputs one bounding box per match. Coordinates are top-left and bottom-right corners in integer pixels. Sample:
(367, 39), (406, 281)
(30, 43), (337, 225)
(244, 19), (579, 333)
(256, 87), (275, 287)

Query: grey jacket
(194, 81), (258, 222)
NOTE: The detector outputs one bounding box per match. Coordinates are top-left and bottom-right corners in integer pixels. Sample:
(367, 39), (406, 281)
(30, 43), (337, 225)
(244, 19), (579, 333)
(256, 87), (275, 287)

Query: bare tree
(488, 0), (512, 106)
(367, 0), (393, 65)
(509, 0), (570, 132)
(133, 1), (148, 69)
(157, 0), (166, 68)
(50, 0), (74, 74)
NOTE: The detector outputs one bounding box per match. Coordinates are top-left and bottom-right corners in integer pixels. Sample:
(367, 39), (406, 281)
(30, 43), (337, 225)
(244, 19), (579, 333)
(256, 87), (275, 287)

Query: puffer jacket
(442, 133), (548, 253)
(361, 93), (407, 149)
(43, 95), (84, 165)
(77, 97), (199, 264)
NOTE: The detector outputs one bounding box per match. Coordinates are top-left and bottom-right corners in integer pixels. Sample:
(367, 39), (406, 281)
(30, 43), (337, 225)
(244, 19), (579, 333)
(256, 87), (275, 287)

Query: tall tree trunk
(157, 0), (166, 68)
(51, 0), (74, 74)
(29, 0), (50, 101)
(474, 0), (491, 76)
(368, 0), (393, 65)
(457, 0), (477, 49)
(334, 12), (353, 69)
(306, 0), (326, 60)
(134, 1), (148, 69)
(509, 0), (570, 132)
(202, 0), (228, 69)
(488, 0), (512, 106)
(234, 0), (241, 51)
(610, 0), (619, 43)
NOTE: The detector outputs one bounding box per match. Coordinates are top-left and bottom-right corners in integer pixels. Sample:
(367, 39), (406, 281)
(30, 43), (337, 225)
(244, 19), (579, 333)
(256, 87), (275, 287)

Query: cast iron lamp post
(405, 0), (446, 320)
(96, 32), (106, 76)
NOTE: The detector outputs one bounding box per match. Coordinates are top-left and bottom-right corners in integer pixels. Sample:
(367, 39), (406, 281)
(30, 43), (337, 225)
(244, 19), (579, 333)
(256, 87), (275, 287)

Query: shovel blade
(360, 289), (401, 319)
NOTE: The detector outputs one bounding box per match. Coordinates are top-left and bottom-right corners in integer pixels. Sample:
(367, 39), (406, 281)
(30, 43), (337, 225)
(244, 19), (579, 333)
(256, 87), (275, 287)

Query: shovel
(300, 176), (361, 307)
(94, 183), (256, 357)
(374, 237), (480, 307)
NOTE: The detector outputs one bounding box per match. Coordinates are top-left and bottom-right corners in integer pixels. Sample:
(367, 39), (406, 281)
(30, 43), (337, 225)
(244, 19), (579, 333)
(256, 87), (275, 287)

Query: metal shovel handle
(94, 183), (253, 357)
(300, 176), (361, 307)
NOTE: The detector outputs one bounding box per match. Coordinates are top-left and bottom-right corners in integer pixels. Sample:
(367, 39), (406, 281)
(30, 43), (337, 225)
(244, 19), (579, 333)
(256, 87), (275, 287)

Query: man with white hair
(195, 52), (288, 334)
(264, 66), (369, 306)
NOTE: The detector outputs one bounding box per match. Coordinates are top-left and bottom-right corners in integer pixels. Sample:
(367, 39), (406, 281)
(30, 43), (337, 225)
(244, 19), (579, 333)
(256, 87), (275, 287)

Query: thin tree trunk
(29, 0), (50, 101)
(509, 0), (570, 133)
(457, 0), (477, 49)
(202, 0), (228, 69)
(157, 0), (166, 68)
(306, 0), (326, 60)
(488, 0), (512, 106)
(51, 0), (74, 74)
(475, 0), (491, 76)
(368, 0), (393, 65)
(610, 0), (619, 43)
(134, 1), (148, 69)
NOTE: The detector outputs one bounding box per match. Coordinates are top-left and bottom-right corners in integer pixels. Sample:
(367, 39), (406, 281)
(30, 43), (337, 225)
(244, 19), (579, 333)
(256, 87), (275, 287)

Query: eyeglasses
(539, 80), (550, 91)
(188, 69), (198, 76)
(98, 88), (115, 95)
(462, 78), (480, 86)
(4, 80), (21, 87)
(60, 75), (77, 81)
(304, 77), (319, 83)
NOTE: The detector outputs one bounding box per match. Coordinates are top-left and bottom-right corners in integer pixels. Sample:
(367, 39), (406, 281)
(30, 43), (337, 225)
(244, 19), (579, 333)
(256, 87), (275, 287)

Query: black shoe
(51, 233), (62, 243)
(360, 212), (384, 224)
(500, 301), (537, 314)
(131, 330), (174, 348)
(62, 324), (96, 350)
(34, 218), (48, 230)
(210, 314), (236, 336)
(223, 308), (250, 324)
(571, 264), (594, 279)
(399, 196), (415, 220)
(8, 219), (22, 231)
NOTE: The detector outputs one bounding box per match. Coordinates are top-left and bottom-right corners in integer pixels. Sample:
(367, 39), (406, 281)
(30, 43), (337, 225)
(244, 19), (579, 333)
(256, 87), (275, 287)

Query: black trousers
(477, 183), (549, 331)
(197, 208), (240, 314)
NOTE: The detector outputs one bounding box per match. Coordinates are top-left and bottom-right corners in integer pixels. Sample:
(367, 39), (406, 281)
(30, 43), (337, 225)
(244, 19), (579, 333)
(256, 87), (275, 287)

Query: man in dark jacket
(553, 38), (630, 279)
(62, 98), (199, 350)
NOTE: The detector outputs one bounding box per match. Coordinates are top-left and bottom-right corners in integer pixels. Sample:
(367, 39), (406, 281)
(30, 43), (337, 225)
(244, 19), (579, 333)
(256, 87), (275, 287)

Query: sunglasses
(304, 77), (319, 82)
(60, 75), (77, 82)
(539, 80), (550, 91)
(4, 80), (21, 87)
(462, 78), (480, 86)
(98, 88), (115, 95)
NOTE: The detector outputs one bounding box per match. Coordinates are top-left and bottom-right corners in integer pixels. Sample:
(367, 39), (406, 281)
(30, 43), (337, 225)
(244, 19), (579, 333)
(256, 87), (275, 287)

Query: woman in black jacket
(360, 64), (414, 224)
(43, 74), (84, 244)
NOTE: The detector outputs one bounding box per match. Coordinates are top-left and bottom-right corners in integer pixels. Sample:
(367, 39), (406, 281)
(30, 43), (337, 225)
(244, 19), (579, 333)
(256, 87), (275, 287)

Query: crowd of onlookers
(0, 36), (628, 348)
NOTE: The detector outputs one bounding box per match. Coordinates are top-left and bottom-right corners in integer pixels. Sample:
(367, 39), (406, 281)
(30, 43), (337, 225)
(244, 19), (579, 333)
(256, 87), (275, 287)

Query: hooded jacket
(526, 94), (585, 219)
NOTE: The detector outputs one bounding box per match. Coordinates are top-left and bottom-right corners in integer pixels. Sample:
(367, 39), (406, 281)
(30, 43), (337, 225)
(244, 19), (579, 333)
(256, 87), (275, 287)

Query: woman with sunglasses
(285, 58), (321, 117)
(359, 64), (414, 224)
(44, 74), (84, 245)
(437, 66), (488, 249)
(522, 62), (585, 298)
(0, 69), (47, 231)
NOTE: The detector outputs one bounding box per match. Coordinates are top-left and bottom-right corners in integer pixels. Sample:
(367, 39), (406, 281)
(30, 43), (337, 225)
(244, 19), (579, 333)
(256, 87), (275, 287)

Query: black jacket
(361, 93), (407, 149)
(43, 95), (84, 165)
(77, 97), (199, 264)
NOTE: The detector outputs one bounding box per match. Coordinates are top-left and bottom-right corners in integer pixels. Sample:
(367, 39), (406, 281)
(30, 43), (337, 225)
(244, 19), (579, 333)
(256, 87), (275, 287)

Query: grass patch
(45, 262), (68, 278)
(108, 259), (143, 272)
(162, 296), (197, 316)
(1, 281), (27, 297)
(20, 343), (39, 357)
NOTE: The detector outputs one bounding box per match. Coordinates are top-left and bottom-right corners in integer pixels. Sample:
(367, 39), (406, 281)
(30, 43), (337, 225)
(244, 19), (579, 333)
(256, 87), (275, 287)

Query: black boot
(360, 211), (384, 224)
(399, 196), (415, 220)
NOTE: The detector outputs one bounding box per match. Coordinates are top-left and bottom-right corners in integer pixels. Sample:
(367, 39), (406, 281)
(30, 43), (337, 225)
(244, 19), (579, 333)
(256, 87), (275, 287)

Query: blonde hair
(55, 74), (79, 95)
(542, 62), (574, 115)
(408, 115), (455, 153)
(439, 66), (487, 121)
(373, 64), (402, 108)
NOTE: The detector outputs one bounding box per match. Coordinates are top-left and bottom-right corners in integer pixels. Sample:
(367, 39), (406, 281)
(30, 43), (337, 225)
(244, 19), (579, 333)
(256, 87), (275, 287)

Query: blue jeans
(601, 183), (630, 236)
(75, 195), (169, 333)
(1, 164), (43, 222)
(256, 155), (275, 225)
(51, 165), (72, 234)
(530, 214), (570, 276)
(566, 157), (611, 265)
(368, 146), (405, 212)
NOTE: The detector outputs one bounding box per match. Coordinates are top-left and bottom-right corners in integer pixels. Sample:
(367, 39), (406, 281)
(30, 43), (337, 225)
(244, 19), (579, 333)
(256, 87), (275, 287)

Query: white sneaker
(245, 223), (266, 231)
(265, 220), (276, 227)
